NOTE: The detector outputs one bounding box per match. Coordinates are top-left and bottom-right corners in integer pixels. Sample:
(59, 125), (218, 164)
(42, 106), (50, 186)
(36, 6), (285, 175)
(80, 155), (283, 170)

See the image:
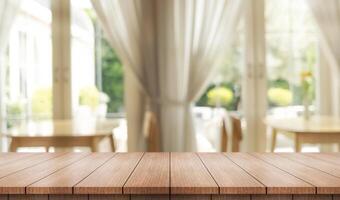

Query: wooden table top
(0, 153), (340, 195)
(264, 115), (340, 133)
(2, 119), (119, 137)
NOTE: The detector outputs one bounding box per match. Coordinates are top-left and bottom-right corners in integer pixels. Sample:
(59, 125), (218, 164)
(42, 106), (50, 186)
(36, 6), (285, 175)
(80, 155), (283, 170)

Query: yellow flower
(79, 86), (100, 110)
(300, 70), (313, 80)
(207, 87), (233, 106)
(268, 87), (293, 106)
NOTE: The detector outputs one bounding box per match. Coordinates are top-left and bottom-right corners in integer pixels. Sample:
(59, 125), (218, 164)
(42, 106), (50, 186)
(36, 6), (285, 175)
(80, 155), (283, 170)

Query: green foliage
(268, 78), (289, 89)
(99, 38), (124, 113)
(301, 44), (317, 70)
(87, 11), (124, 113)
(79, 86), (100, 109)
(6, 102), (23, 118)
(32, 87), (52, 117)
(196, 85), (215, 107)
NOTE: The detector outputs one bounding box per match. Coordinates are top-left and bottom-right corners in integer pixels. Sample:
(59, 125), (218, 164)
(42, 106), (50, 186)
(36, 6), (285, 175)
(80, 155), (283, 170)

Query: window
(266, 0), (318, 114)
(71, 0), (126, 151)
(196, 21), (245, 112)
(71, 0), (124, 119)
(194, 20), (245, 152)
(4, 0), (52, 125)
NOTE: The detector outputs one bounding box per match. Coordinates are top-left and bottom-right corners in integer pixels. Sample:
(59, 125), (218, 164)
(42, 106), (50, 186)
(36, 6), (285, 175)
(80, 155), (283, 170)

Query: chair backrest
(231, 115), (242, 152)
(143, 111), (160, 152)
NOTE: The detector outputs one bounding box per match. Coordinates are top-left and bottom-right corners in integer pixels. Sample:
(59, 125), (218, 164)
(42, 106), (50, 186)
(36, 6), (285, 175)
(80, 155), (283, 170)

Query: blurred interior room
(1, 0), (340, 153)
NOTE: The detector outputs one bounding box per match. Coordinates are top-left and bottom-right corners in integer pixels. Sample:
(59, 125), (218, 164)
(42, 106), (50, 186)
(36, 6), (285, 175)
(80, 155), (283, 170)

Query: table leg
(271, 128), (277, 152)
(91, 137), (98, 152)
(295, 133), (301, 152)
(109, 134), (115, 152)
(9, 139), (18, 152)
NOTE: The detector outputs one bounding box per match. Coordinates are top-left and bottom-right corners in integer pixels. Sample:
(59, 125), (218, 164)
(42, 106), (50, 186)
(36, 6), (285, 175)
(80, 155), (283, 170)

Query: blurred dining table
(2, 119), (119, 152)
(265, 115), (340, 152)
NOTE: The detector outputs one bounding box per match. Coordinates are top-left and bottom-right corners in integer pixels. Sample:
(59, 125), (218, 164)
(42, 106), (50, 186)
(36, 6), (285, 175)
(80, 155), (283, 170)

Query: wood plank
(130, 195), (169, 200)
(225, 153), (314, 194)
(124, 153), (169, 194)
(251, 153), (340, 194)
(0, 195), (6, 200)
(305, 153), (340, 166)
(75, 153), (143, 194)
(334, 195), (340, 200)
(293, 195), (332, 200)
(89, 195), (129, 200)
(8, 195), (48, 200)
(198, 153), (265, 194)
(0, 153), (65, 180)
(212, 195), (250, 200)
(48, 195), (87, 200)
(251, 195), (292, 200)
(171, 195), (211, 200)
(0, 154), (35, 166)
(0, 153), (89, 194)
(171, 153), (218, 195)
(280, 153), (340, 178)
(27, 153), (115, 194)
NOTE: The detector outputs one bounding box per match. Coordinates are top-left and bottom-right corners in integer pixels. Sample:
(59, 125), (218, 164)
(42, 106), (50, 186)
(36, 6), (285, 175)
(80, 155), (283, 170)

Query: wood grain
(305, 153), (340, 165)
(89, 195), (129, 200)
(171, 195), (211, 200)
(280, 153), (340, 178)
(0, 153), (34, 166)
(27, 153), (115, 194)
(124, 153), (169, 194)
(171, 153), (218, 194)
(199, 153), (265, 194)
(0, 153), (340, 197)
(8, 195), (48, 200)
(293, 195), (332, 200)
(130, 195), (169, 200)
(251, 153), (340, 194)
(0, 153), (65, 180)
(226, 153), (314, 194)
(48, 195), (87, 200)
(251, 195), (292, 200)
(212, 195), (250, 200)
(75, 153), (144, 194)
(0, 153), (89, 194)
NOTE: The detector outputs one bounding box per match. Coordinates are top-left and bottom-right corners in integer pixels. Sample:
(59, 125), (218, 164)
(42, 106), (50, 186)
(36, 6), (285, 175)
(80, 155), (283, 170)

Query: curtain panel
(307, 0), (340, 117)
(0, 0), (21, 137)
(0, 0), (21, 54)
(92, 0), (245, 151)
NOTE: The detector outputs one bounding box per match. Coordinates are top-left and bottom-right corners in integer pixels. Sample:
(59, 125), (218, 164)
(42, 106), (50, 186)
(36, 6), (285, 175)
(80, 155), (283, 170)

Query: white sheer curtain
(0, 0), (21, 54)
(307, 0), (340, 116)
(0, 0), (21, 129)
(92, 0), (244, 151)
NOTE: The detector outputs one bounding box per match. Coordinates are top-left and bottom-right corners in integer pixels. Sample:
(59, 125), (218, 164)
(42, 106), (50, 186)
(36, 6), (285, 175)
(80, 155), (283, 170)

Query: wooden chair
(220, 113), (243, 152)
(220, 118), (228, 152)
(143, 111), (160, 152)
(230, 114), (242, 152)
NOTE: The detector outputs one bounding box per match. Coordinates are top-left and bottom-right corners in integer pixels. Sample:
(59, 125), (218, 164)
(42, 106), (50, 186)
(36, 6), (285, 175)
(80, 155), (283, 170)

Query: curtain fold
(307, 0), (340, 116)
(0, 0), (21, 134)
(92, 0), (245, 151)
